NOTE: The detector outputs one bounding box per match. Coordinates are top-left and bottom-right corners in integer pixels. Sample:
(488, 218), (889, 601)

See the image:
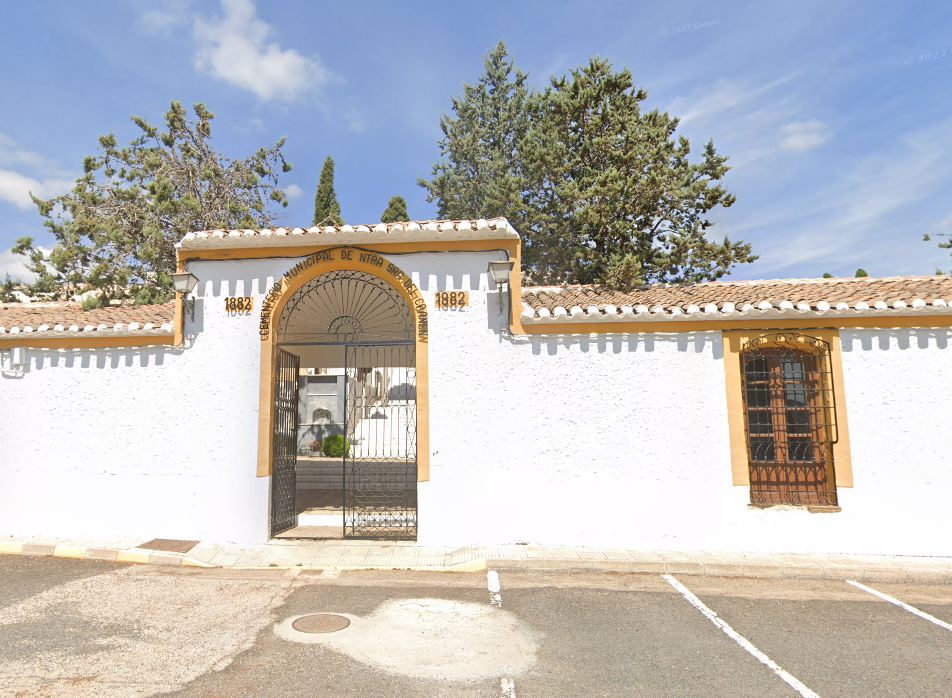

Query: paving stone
(21, 544), (54, 556)
(85, 548), (119, 562)
(148, 553), (184, 566)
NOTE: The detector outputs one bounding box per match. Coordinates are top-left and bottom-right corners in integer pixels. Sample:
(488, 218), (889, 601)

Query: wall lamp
(171, 270), (200, 321)
(487, 259), (515, 313)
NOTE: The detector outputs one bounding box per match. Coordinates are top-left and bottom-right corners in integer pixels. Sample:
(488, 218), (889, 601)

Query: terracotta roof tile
(521, 276), (952, 322)
(176, 217), (518, 250)
(0, 302), (175, 336)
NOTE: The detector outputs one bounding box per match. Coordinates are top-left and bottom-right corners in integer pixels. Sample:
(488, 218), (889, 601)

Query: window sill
(747, 504), (842, 514)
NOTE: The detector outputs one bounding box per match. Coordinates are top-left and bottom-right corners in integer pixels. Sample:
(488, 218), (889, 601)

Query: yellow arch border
(255, 246), (430, 480)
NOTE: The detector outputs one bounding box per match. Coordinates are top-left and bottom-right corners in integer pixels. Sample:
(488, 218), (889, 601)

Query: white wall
(423, 296), (952, 555)
(4, 249), (951, 555)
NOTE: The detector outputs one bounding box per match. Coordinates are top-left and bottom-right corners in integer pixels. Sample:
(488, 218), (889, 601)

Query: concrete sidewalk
(3, 535), (952, 583)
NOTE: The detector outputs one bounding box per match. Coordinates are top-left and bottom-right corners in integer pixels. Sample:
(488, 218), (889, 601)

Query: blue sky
(1, 0), (951, 282)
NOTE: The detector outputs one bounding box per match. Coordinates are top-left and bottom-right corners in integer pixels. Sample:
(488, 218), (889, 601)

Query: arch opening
(269, 267), (418, 541)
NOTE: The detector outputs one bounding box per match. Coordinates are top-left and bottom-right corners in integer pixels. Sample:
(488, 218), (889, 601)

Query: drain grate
(140, 539), (200, 554)
(292, 614), (351, 634)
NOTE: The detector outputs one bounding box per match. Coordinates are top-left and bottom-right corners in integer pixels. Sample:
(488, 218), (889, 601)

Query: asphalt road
(1, 556), (951, 697)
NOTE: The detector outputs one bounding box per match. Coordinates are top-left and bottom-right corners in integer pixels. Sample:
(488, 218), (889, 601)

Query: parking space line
(487, 569), (502, 608)
(663, 574), (822, 698)
(846, 580), (952, 632)
(487, 572), (514, 696)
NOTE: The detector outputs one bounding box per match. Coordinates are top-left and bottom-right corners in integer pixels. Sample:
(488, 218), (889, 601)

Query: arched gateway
(258, 248), (428, 540)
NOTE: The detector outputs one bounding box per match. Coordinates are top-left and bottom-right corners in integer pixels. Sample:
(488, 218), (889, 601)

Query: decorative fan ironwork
(277, 270), (414, 344)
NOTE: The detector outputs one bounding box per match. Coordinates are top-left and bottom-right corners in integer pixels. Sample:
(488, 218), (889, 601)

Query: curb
(484, 558), (952, 584)
(3, 542), (951, 583)
(0, 542), (214, 568)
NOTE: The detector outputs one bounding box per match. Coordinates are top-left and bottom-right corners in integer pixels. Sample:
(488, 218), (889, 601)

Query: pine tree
(520, 57), (750, 286)
(13, 101), (291, 303)
(418, 40), (529, 223)
(420, 47), (754, 287)
(313, 156), (344, 226)
(380, 196), (409, 223)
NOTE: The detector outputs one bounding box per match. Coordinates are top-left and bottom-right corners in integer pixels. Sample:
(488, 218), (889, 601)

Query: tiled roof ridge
(523, 274), (949, 293)
(521, 275), (952, 322)
(176, 216), (515, 247)
(0, 301), (175, 337)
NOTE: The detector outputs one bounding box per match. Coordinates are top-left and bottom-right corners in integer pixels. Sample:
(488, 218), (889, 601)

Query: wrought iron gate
(740, 333), (838, 506)
(270, 348), (300, 536)
(343, 342), (418, 539)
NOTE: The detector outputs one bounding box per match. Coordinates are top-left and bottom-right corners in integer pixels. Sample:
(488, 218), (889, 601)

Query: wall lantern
(170, 270), (199, 321)
(487, 259), (515, 312)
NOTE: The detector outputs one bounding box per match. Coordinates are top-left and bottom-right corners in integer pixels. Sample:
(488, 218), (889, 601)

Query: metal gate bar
(270, 348), (299, 536)
(343, 342), (418, 539)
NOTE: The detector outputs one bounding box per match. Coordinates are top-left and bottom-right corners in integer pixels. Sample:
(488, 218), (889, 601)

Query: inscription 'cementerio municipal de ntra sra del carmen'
(259, 248), (428, 342)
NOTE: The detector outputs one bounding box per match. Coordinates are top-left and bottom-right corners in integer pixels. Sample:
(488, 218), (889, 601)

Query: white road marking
(663, 574), (822, 698)
(846, 580), (952, 632)
(487, 569), (502, 608)
(487, 572), (514, 696)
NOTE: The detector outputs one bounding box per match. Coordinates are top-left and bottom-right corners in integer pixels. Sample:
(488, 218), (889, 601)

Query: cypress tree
(418, 41), (529, 223)
(380, 196), (409, 223)
(313, 156), (344, 226)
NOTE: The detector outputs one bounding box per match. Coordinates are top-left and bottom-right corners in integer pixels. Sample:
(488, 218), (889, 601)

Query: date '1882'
(225, 297), (254, 313)
(434, 291), (469, 308)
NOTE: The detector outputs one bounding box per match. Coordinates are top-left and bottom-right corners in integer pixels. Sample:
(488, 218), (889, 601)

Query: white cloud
(0, 247), (50, 282)
(0, 169), (73, 209)
(0, 135), (71, 177)
(779, 119), (831, 152)
(138, 0), (190, 33)
(750, 119), (952, 275)
(193, 0), (332, 102)
(0, 135), (75, 208)
(284, 184), (303, 199)
(670, 74), (799, 126)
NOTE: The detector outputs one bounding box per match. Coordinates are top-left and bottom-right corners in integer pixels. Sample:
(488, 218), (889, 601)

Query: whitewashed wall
(3, 249), (951, 555)
(424, 287), (952, 556)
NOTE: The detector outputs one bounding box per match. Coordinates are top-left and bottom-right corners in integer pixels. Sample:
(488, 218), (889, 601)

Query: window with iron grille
(740, 333), (839, 507)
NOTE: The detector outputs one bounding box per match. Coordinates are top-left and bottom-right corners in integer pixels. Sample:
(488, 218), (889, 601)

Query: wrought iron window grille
(740, 333), (839, 507)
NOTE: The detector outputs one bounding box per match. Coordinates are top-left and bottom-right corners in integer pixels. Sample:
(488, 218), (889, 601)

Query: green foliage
(0, 274), (20, 303)
(313, 156), (344, 226)
(322, 434), (350, 457)
(418, 40), (529, 223)
(419, 45), (753, 288)
(854, 268), (868, 277)
(822, 272), (833, 278)
(81, 294), (103, 310)
(924, 231), (952, 273)
(14, 101), (292, 302)
(380, 196), (409, 223)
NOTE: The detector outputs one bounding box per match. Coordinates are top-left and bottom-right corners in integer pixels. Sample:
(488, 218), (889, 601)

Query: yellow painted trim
(0, 542), (23, 555)
(178, 238), (525, 338)
(256, 247), (431, 482)
(116, 550), (151, 564)
(177, 238), (519, 260)
(0, 335), (176, 349)
(52, 545), (87, 559)
(522, 314), (952, 335)
(722, 329), (853, 488)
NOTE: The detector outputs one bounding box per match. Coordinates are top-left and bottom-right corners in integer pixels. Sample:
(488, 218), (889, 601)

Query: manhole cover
(292, 614), (351, 634)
